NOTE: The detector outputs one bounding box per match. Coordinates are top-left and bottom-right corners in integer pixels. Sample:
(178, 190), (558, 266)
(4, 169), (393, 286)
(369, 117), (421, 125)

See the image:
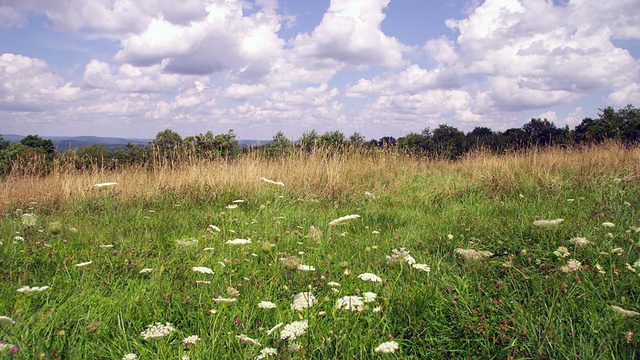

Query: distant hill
(2, 134), (270, 151)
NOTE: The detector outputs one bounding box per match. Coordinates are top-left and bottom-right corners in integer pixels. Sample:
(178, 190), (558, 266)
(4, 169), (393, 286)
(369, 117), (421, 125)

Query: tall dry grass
(1, 142), (638, 214)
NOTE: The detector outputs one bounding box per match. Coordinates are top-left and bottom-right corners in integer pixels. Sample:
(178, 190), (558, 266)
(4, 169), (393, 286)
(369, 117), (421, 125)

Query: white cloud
(607, 83), (640, 106)
(292, 0), (408, 69)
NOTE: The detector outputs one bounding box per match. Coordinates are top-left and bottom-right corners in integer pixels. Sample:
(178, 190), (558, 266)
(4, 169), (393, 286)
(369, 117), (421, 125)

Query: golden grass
(1, 143), (638, 213)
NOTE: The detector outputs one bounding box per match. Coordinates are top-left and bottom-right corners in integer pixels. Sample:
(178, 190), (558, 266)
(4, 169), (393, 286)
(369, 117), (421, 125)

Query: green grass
(1, 148), (639, 359)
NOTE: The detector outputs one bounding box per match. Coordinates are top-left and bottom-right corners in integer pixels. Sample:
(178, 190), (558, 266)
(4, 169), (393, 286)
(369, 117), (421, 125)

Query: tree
(0, 135), (9, 151)
(432, 124), (468, 159)
(151, 129), (183, 156)
(20, 135), (56, 159)
(522, 118), (566, 146)
(397, 132), (432, 154)
(272, 131), (292, 148)
(319, 130), (346, 149)
(299, 130), (319, 151)
(348, 132), (365, 148)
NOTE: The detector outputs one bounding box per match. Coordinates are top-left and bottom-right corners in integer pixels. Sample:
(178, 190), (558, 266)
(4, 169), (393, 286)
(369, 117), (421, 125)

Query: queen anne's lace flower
(560, 259), (582, 273)
(358, 273), (382, 282)
(226, 239), (251, 245)
(569, 237), (590, 246)
(374, 341), (399, 353)
(236, 334), (261, 346)
(192, 267), (214, 274)
(386, 247), (416, 265)
(280, 320), (308, 340)
(140, 322), (175, 339)
(291, 292), (315, 310)
(258, 301), (277, 309)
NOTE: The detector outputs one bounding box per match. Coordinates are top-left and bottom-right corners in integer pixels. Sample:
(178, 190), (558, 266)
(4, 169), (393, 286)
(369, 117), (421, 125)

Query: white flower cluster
(182, 335), (200, 345)
(140, 322), (175, 339)
(255, 347), (277, 360)
(336, 292), (377, 311)
(236, 334), (261, 346)
(374, 340), (399, 353)
(553, 246), (571, 258)
(258, 301), (277, 309)
(358, 273), (382, 282)
(386, 247), (415, 265)
(454, 248), (493, 261)
(280, 320), (308, 340)
(560, 259), (582, 273)
(291, 292), (316, 310)
(17, 285), (49, 293)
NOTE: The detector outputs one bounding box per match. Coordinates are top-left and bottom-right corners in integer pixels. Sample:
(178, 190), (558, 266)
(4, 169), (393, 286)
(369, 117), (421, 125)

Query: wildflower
(100, 244), (114, 248)
(595, 263), (606, 274)
(337, 296), (364, 311)
(195, 280), (211, 284)
(233, 199), (245, 203)
(412, 263), (431, 272)
(358, 273), (382, 282)
(140, 322), (175, 339)
(533, 219), (564, 227)
(94, 182), (118, 187)
(329, 214), (360, 226)
(386, 247), (416, 265)
(569, 237), (590, 247)
(374, 340), (399, 353)
(280, 255), (301, 269)
(364, 191), (375, 199)
(363, 292), (377, 302)
(602, 222), (615, 227)
(373, 306), (383, 313)
(626, 263), (637, 273)
(280, 320), (308, 340)
(0, 316), (15, 325)
(69, 227), (78, 233)
(327, 281), (341, 287)
(227, 287), (240, 297)
(454, 248), (493, 261)
(611, 305), (640, 317)
(14, 236), (24, 241)
(192, 266), (214, 274)
(21, 213), (37, 226)
(267, 322), (283, 336)
(208, 225), (221, 232)
(307, 226), (323, 241)
(236, 334), (261, 346)
(182, 335), (200, 345)
(122, 354), (138, 360)
(75, 261), (93, 267)
(255, 347), (277, 360)
(226, 204), (239, 209)
(553, 246), (571, 258)
(212, 297), (237, 303)
(261, 177), (285, 187)
(297, 264), (316, 271)
(176, 238), (198, 246)
(17, 285), (50, 293)
(291, 292), (316, 310)
(258, 301), (277, 309)
(560, 259), (582, 273)
(372, 230), (380, 234)
(610, 248), (624, 255)
(447, 234), (454, 240)
(139, 268), (153, 273)
(226, 239), (251, 245)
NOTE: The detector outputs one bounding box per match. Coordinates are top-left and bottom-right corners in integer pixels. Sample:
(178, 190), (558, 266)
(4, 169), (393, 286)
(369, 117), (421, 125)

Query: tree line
(1, 104), (638, 175)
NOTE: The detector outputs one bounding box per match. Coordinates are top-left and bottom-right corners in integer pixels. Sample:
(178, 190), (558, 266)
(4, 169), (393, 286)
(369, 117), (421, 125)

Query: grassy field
(1, 144), (639, 359)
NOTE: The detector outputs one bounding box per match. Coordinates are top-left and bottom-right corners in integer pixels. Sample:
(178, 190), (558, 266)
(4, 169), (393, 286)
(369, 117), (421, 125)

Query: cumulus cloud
(292, 0), (408, 68)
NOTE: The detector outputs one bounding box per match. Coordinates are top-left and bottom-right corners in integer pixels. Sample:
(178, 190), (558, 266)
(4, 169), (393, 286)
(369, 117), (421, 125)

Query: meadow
(1, 143), (639, 359)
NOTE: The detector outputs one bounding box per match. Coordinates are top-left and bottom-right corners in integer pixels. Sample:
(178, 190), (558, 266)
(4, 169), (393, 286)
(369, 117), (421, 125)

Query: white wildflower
(364, 191), (375, 199)
(17, 285), (49, 293)
(372, 230), (380, 234)
(280, 320), (308, 340)
(297, 264), (316, 271)
(454, 248), (493, 261)
(533, 218), (564, 227)
(212, 297), (237, 303)
(610, 248), (624, 255)
(139, 268), (153, 273)
(258, 301), (277, 309)
(232, 199), (245, 203)
(226, 239), (251, 245)
(560, 259), (582, 273)
(226, 204), (239, 209)
(236, 334), (261, 346)
(363, 292), (377, 303)
(386, 247), (416, 265)
(595, 263), (606, 274)
(13, 236), (24, 241)
(569, 237), (590, 247)
(21, 213), (37, 226)
(69, 227), (78, 233)
(447, 234), (454, 240)
(373, 306), (383, 313)
(195, 280), (211, 284)
(203, 247), (215, 251)
(192, 266), (214, 274)
(140, 322), (175, 339)
(99, 244), (114, 248)
(328, 214), (360, 226)
(291, 292), (316, 310)
(255, 347), (277, 360)
(261, 177), (285, 187)
(327, 281), (341, 287)
(75, 261), (92, 267)
(227, 287), (240, 297)
(374, 340), (399, 353)
(0, 316), (15, 325)
(626, 263), (637, 272)
(602, 222), (615, 227)
(182, 335), (200, 345)
(412, 263), (431, 272)
(267, 322), (283, 336)
(611, 305), (640, 317)
(208, 225), (221, 232)
(553, 246), (571, 258)
(94, 182), (118, 187)
(122, 354), (138, 360)
(176, 238), (198, 246)
(358, 273), (382, 282)
(337, 296), (365, 311)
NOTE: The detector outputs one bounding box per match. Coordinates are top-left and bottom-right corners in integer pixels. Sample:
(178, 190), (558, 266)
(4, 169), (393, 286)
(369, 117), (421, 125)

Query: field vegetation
(1, 141), (639, 359)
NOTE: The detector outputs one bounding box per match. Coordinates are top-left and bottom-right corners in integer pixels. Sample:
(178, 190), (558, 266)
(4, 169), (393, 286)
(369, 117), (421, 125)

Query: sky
(1, 0), (639, 141)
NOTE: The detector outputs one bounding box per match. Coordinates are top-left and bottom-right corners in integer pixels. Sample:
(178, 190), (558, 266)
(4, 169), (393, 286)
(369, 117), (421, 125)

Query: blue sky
(1, 0), (639, 141)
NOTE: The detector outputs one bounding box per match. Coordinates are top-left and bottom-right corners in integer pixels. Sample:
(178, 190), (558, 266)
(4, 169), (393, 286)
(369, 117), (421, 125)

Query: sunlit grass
(1, 143), (639, 358)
